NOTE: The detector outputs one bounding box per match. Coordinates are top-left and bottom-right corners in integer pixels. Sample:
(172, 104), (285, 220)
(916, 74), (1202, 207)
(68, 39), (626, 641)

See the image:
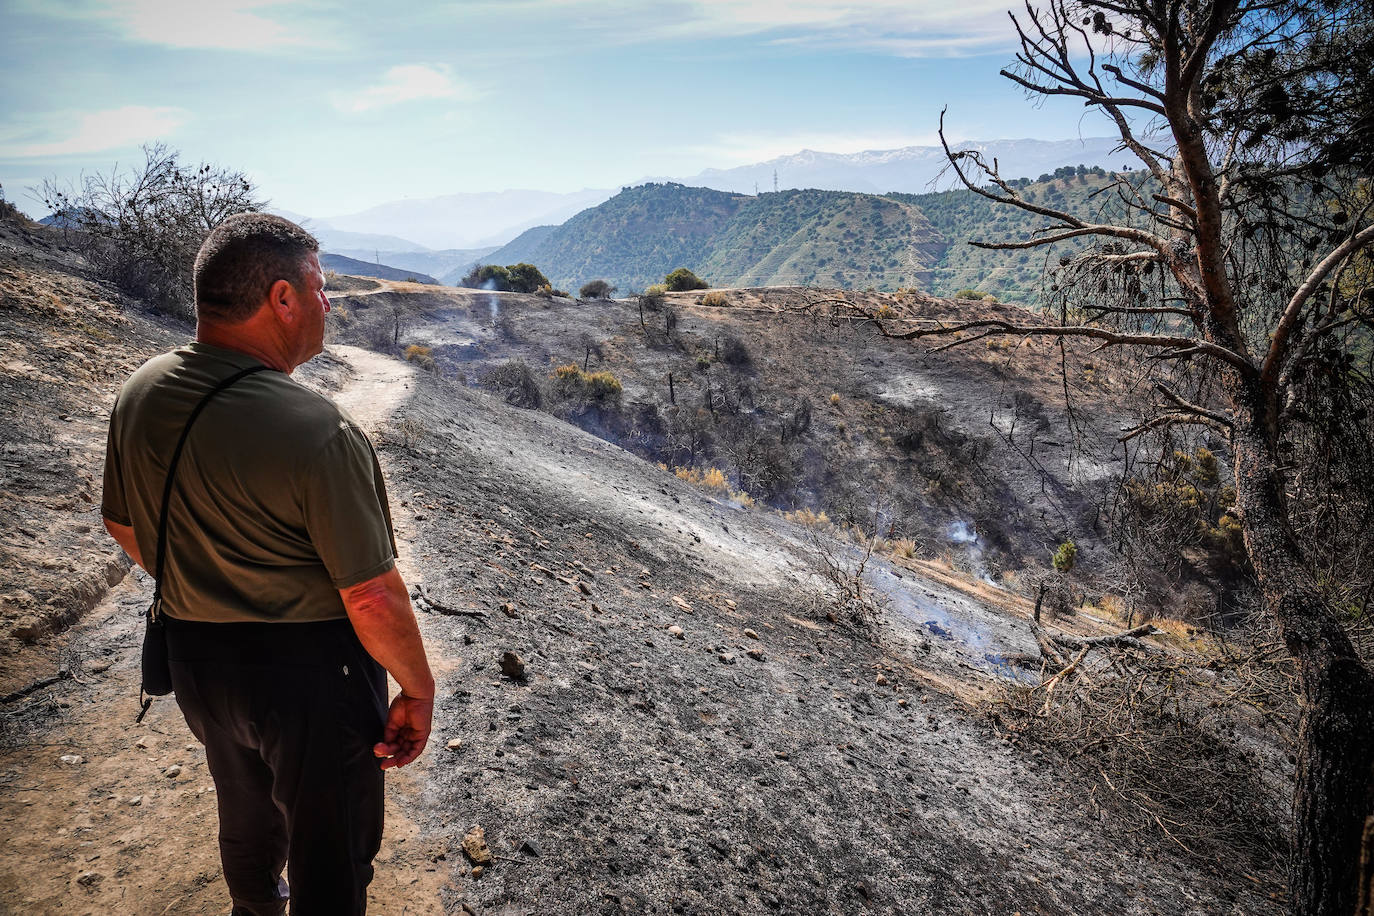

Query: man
(101, 212), (433, 915)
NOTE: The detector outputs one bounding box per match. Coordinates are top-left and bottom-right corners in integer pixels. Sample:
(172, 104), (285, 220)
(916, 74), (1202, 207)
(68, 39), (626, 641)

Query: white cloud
(476, 0), (1017, 57)
(0, 106), (187, 159)
(21, 0), (317, 51)
(333, 64), (473, 114)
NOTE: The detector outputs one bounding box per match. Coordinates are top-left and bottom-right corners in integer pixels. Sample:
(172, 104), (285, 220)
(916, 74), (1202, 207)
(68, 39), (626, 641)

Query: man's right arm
(103, 519), (145, 571)
(338, 566), (434, 769)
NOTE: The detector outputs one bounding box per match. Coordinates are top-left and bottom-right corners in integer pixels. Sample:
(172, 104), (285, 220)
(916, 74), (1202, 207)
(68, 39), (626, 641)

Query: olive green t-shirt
(102, 342), (396, 623)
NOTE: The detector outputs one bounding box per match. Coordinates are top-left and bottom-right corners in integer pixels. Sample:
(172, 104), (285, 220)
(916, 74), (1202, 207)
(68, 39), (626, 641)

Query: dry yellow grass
(784, 507), (831, 527)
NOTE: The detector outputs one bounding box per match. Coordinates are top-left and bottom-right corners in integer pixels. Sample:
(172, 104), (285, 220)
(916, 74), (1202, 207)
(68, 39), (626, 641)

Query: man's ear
(267, 278), (296, 323)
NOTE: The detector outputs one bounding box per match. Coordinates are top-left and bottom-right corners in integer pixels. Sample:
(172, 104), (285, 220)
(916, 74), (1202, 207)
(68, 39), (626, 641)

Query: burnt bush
(549, 363), (623, 410)
(719, 334), (752, 368)
(580, 279), (616, 300)
(0, 184), (27, 223)
(481, 359), (543, 409)
(39, 143), (260, 318)
(781, 397), (812, 441)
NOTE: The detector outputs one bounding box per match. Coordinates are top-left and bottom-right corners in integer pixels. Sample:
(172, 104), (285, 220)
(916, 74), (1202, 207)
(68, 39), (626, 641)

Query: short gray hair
(194, 212), (319, 323)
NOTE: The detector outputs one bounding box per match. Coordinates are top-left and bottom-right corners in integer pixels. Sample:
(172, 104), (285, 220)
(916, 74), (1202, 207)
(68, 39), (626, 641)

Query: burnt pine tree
(853, 2), (1372, 912)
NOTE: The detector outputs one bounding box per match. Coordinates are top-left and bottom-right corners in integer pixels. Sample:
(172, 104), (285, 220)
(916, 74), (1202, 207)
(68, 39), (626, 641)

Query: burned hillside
(326, 281), (1139, 594)
(0, 218), (1293, 914)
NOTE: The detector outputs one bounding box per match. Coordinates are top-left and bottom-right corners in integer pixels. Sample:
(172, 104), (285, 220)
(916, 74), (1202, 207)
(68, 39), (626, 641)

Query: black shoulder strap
(151, 364), (272, 616)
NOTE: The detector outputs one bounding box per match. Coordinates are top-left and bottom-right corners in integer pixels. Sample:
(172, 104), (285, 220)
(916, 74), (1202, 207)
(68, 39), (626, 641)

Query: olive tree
(847, 2), (1372, 911)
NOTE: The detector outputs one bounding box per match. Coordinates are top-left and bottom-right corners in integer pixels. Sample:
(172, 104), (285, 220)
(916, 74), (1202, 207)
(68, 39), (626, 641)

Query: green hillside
(488, 183), (747, 293)
(484, 225), (559, 269)
(899, 166), (1131, 303)
(480, 170), (1142, 304)
(697, 189), (944, 289)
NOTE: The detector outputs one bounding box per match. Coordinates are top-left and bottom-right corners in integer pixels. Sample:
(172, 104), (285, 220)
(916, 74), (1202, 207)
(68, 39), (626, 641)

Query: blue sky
(0, 0), (1110, 218)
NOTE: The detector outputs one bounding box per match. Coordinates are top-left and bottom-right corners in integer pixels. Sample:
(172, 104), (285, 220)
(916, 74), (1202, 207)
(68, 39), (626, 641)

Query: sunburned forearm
(103, 518), (146, 571)
(339, 567), (435, 699)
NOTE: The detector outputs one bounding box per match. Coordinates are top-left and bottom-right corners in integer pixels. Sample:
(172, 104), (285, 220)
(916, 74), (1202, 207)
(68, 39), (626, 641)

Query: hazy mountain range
(287, 137), (1139, 254)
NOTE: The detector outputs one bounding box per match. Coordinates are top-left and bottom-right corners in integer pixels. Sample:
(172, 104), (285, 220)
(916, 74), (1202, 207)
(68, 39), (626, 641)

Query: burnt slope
(328, 283), (1134, 583)
(0, 220), (1285, 913)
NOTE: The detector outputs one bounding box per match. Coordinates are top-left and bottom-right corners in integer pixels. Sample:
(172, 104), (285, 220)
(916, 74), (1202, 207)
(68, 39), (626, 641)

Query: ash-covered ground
(0, 220), (1284, 913)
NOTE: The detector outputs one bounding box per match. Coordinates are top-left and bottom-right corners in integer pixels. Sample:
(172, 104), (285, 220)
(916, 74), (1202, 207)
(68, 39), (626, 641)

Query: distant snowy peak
(676, 137), (1142, 195)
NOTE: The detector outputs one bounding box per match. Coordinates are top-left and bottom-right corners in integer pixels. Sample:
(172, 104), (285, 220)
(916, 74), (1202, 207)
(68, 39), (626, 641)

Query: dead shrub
(719, 334), (751, 368)
(361, 318), (396, 352)
(996, 643), (1293, 873)
(404, 344), (436, 371)
(550, 363), (623, 409)
(480, 359), (543, 409)
(808, 531), (887, 637)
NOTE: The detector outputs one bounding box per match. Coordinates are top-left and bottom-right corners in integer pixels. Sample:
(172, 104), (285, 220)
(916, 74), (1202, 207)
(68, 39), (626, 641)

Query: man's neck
(196, 322), (294, 374)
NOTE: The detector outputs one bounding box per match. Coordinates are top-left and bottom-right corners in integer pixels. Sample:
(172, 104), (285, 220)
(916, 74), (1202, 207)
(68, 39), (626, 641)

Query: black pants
(167, 616), (388, 916)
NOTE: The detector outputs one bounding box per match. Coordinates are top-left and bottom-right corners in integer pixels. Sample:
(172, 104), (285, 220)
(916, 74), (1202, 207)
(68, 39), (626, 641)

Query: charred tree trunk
(1230, 404), (1374, 916)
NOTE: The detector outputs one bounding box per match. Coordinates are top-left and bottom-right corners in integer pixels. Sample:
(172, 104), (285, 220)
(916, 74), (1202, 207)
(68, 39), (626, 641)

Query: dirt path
(0, 339), (1284, 915)
(0, 346), (446, 916)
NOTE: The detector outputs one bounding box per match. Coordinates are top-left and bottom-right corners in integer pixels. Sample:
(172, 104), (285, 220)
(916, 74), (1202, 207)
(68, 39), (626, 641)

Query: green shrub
(1051, 540), (1078, 574)
(953, 288), (983, 300)
(463, 264), (511, 290)
(665, 267), (709, 291)
(506, 262), (551, 294)
(699, 290), (728, 307)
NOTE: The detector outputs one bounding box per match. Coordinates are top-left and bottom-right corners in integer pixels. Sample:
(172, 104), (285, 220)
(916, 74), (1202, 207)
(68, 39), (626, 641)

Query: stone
(743, 628), (759, 640)
(500, 603), (519, 618)
(134, 737), (149, 749)
(519, 838), (543, 857)
(10, 616), (45, 642)
(128, 796), (143, 806)
(745, 648), (765, 661)
(668, 625), (685, 639)
(875, 674), (889, 686)
(577, 581), (592, 596)
(462, 825), (494, 865)
(163, 765), (182, 778)
(500, 652), (526, 680)
(471, 865), (485, 878)
(672, 595), (692, 611)
(76, 871), (103, 887)
(447, 738), (463, 750)
(59, 755), (84, 765)
(718, 653), (736, 666)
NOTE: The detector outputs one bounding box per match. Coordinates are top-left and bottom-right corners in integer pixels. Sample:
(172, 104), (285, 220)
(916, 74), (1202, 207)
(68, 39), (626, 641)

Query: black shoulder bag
(138, 364), (271, 722)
